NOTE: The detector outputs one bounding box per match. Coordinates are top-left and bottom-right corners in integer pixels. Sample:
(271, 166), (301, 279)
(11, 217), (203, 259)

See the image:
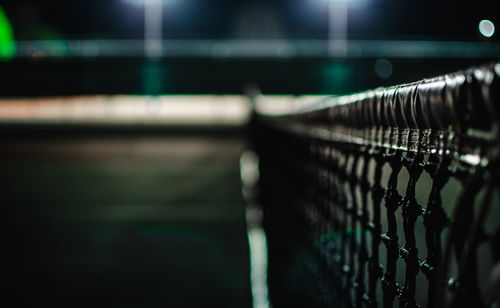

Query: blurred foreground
(0, 127), (252, 307)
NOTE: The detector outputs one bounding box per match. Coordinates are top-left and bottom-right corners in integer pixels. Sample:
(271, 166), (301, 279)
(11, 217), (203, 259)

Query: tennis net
(252, 63), (500, 308)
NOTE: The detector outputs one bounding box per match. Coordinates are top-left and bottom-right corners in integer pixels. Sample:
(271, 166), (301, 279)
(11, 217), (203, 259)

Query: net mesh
(252, 63), (500, 308)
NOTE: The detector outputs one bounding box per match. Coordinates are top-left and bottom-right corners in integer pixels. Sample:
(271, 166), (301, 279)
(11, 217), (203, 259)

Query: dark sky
(1, 0), (498, 41)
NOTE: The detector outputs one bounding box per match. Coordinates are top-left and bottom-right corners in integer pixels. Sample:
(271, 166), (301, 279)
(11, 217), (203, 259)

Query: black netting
(252, 63), (500, 308)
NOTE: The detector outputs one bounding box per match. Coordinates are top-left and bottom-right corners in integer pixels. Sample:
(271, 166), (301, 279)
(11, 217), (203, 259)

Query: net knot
(423, 206), (448, 232)
(385, 189), (402, 212)
(371, 185), (385, 203)
(403, 198), (422, 223)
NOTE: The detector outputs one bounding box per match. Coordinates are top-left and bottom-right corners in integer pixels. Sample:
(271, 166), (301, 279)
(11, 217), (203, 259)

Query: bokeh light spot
(374, 59), (393, 79)
(479, 20), (495, 38)
(0, 6), (16, 61)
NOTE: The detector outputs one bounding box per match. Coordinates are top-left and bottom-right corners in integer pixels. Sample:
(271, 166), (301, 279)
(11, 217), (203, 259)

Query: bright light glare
(124, 0), (176, 6)
(479, 20), (495, 38)
(315, 0), (360, 3)
(314, 0), (358, 3)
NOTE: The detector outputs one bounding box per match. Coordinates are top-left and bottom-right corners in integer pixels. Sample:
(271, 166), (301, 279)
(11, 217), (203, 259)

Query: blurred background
(0, 0), (498, 307)
(0, 0), (498, 95)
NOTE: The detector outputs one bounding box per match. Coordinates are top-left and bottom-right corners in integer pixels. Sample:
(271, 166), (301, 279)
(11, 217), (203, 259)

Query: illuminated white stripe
(0, 95), (251, 126)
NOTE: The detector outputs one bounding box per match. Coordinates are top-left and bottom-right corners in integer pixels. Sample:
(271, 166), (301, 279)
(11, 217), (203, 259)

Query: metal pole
(145, 0), (163, 58)
(329, 1), (348, 57)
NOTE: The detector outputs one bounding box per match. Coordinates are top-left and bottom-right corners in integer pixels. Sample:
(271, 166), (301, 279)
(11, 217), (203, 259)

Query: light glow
(0, 6), (15, 60)
(124, 0), (176, 5)
(479, 19), (495, 38)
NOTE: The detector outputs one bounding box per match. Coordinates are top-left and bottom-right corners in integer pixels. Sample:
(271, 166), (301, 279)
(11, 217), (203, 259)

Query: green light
(0, 6), (15, 61)
(141, 61), (171, 94)
(320, 62), (356, 94)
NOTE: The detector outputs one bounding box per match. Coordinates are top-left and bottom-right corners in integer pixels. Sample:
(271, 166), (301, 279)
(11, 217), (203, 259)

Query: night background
(1, 0), (498, 40)
(0, 1), (498, 307)
(0, 0), (498, 96)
